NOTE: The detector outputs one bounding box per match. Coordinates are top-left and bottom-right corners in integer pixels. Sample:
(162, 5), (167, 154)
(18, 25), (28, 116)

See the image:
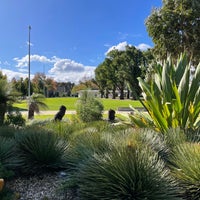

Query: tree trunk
(127, 89), (130, 99)
(105, 89), (109, 98)
(28, 104), (34, 120)
(112, 89), (116, 99)
(0, 103), (7, 125)
(100, 90), (104, 98)
(119, 88), (124, 100)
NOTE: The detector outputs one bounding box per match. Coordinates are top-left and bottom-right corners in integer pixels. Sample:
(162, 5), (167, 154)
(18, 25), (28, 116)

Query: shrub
(0, 137), (18, 169)
(41, 121), (85, 141)
(5, 111), (26, 127)
(66, 128), (114, 169)
(130, 54), (200, 132)
(15, 129), (69, 175)
(63, 123), (128, 193)
(0, 126), (16, 138)
(170, 142), (200, 199)
(77, 145), (179, 200)
(0, 163), (14, 179)
(63, 128), (180, 199)
(76, 91), (104, 122)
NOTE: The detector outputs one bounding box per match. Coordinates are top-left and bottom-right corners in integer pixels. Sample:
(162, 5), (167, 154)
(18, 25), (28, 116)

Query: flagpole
(28, 25), (31, 119)
(28, 25), (31, 99)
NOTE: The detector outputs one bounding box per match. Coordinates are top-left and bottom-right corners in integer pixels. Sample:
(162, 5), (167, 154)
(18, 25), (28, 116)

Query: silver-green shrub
(76, 91), (104, 122)
(15, 128), (69, 175)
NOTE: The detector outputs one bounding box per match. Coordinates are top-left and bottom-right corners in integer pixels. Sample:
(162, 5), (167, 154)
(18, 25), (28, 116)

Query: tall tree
(146, 0), (200, 64)
(95, 63), (109, 98)
(107, 50), (127, 99)
(12, 77), (27, 97)
(45, 77), (57, 97)
(103, 58), (118, 99)
(32, 73), (46, 95)
(95, 46), (147, 99)
(122, 46), (146, 99)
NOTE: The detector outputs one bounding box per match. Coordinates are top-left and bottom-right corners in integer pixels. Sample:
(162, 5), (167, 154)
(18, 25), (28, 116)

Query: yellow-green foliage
(130, 54), (200, 132)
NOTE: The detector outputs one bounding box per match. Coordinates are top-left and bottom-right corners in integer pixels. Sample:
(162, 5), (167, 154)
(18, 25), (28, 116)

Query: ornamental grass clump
(0, 126), (16, 138)
(41, 120), (85, 141)
(15, 129), (69, 175)
(170, 142), (200, 199)
(63, 128), (180, 199)
(0, 137), (18, 170)
(67, 129), (114, 170)
(77, 144), (179, 200)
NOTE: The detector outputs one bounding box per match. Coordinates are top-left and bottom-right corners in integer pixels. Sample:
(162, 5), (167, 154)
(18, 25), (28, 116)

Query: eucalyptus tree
(95, 58), (118, 99)
(104, 58), (119, 99)
(107, 50), (127, 99)
(95, 63), (108, 98)
(122, 46), (146, 99)
(146, 0), (200, 64)
(95, 45), (147, 99)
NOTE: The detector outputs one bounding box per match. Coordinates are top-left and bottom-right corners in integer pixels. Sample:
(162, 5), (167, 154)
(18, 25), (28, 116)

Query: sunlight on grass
(14, 97), (142, 111)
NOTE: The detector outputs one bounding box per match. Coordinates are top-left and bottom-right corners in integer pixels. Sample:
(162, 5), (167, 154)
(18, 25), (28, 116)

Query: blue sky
(0, 0), (162, 83)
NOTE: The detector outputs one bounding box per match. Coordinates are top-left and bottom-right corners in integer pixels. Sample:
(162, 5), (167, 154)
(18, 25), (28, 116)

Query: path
(21, 110), (131, 117)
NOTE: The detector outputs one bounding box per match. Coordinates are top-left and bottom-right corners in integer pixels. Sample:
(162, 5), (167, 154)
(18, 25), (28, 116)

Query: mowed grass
(14, 97), (143, 111)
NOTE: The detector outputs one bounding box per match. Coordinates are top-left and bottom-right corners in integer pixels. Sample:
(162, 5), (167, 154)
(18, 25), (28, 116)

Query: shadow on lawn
(12, 107), (28, 112)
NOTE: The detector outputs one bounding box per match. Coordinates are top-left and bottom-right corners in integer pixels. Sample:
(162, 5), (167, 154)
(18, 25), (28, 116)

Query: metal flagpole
(28, 25), (31, 119)
(28, 25), (31, 99)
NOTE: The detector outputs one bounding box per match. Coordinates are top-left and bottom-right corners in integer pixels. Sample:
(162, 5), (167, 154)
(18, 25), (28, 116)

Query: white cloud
(49, 67), (95, 84)
(14, 54), (51, 68)
(49, 58), (84, 74)
(5, 41), (151, 84)
(106, 41), (130, 55)
(105, 42), (152, 57)
(136, 43), (151, 51)
(1, 69), (33, 81)
(49, 57), (95, 83)
(1, 54), (95, 84)
(106, 42), (152, 55)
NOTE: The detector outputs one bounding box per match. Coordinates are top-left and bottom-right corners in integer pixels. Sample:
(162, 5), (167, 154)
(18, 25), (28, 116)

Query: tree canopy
(95, 45), (147, 99)
(146, 0), (200, 64)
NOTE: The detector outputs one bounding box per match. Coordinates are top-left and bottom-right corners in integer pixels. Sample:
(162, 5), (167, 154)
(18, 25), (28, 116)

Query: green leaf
(129, 115), (149, 128)
(183, 63), (200, 127)
(162, 59), (173, 102)
(175, 53), (188, 85)
(193, 88), (200, 122)
(178, 63), (190, 106)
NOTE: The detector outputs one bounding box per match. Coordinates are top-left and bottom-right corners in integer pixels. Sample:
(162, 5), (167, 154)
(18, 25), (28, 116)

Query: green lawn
(32, 113), (129, 122)
(14, 97), (142, 111)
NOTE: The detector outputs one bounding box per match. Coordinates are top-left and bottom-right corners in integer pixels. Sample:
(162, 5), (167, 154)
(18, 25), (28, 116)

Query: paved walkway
(21, 110), (131, 117)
